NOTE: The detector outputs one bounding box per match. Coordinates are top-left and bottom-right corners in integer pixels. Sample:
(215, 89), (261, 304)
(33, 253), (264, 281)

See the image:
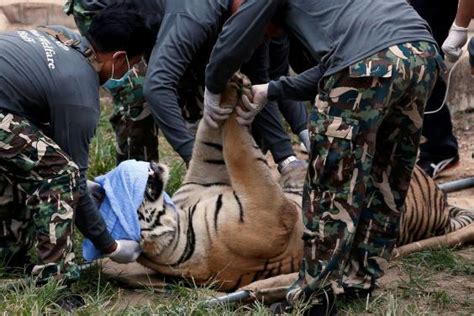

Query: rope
(424, 57), (464, 115)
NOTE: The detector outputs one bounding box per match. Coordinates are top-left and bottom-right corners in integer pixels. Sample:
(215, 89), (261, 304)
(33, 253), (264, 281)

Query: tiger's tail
(446, 205), (474, 233)
(393, 205), (474, 258)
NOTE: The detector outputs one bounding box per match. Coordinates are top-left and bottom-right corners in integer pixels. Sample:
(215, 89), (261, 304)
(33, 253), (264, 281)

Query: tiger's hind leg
(221, 109), (300, 257)
(184, 113), (230, 186)
(183, 73), (254, 186)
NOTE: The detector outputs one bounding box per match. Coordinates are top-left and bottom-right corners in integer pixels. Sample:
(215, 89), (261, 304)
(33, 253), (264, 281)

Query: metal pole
(438, 177), (474, 193)
(202, 290), (252, 307)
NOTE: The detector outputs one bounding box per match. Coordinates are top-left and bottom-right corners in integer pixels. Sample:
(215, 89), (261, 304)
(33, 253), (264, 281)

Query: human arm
(143, 14), (212, 162)
(442, 0), (474, 62)
(267, 64), (325, 102)
(455, 0), (474, 28)
(51, 99), (140, 262)
(205, 0), (283, 94)
(234, 64), (324, 125)
(50, 101), (115, 252)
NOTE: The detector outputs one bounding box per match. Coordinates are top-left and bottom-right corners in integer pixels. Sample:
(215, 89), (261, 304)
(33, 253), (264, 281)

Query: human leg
(287, 42), (440, 304)
(0, 111), (80, 282)
(411, 0), (460, 177)
(343, 61), (437, 293)
(417, 77), (459, 178)
(252, 102), (296, 164)
(278, 99), (310, 152)
(0, 173), (32, 272)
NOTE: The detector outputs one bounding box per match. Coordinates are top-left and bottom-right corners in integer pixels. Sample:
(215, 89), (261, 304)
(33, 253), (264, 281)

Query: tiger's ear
(145, 162), (169, 202)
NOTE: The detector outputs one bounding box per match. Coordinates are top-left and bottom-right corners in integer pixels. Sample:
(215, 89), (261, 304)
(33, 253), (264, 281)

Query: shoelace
(430, 157), (456, 179)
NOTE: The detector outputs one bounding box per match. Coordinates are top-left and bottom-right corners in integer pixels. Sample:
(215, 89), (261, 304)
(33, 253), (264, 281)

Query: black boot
(303, 294), (338, 316)
(55, 293), (86, 311)
(269, 294), (338, 316)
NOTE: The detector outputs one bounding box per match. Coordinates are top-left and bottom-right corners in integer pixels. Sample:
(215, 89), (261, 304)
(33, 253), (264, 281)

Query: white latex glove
(203, 88), (232, 128)
(235, 83), (268, 125)
(107, 240), (142, 263)
(442, 23), (469, 62)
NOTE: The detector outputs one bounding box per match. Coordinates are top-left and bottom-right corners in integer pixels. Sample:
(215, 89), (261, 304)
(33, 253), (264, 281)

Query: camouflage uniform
(287, 41), (441, 303)
(0, 111), (80, 282)
(106, 61), (160, 163)
(65, 0), (160, 164)
(64, 0), (96, 35)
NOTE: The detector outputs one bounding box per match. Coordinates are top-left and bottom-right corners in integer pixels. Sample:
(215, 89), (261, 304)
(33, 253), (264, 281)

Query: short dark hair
(87, 1), (158, 58)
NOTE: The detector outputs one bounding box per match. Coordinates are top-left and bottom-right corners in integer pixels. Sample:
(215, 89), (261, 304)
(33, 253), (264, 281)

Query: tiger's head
(138, 161), (178, 257)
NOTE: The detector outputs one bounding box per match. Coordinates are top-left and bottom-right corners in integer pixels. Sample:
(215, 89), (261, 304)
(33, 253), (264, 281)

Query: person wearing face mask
(0, 3), (154, 292)
(64, 0), (161, 165)
(65, 0), (303, 172)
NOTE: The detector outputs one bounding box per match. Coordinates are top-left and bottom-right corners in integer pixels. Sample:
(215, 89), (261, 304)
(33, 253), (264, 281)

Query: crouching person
(0, 3), (155, 288)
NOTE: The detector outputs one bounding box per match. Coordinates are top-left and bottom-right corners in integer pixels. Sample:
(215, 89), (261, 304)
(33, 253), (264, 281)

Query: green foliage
(88, 101), (117, 179)
(0, 277), (67, 313)
(340, 248), (474, 315)
(166, 161), (186, 196)
(402, 247), (473, 275)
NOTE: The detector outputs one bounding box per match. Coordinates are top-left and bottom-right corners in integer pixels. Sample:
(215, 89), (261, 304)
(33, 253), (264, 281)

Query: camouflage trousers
(63, 0), (94, 35)
(288, 41), (441, 303)
(0, 111), (80, 281)
(105, 60), (203, 164)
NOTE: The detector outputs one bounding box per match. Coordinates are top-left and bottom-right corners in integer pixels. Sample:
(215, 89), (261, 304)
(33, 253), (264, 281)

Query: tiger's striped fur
(137, 73), (474, 291)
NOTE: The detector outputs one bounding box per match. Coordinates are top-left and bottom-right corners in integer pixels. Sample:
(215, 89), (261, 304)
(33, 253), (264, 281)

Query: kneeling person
(0, 3), (155, 282)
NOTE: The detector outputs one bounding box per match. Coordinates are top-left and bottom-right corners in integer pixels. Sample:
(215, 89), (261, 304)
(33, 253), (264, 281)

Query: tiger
(136, 72), (474, 292)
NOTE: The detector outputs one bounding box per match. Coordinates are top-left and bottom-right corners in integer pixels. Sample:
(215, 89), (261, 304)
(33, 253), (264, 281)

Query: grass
(340, 247), (474, 315)
(0, 98), (473, 314)
(87, 98), (117, 179)
(401, 247), (473, 275)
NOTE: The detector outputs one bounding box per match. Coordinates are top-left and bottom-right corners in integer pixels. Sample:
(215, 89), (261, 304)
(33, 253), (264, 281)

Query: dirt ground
(440, 110), (474, 202)
(376, 110), (474, 314)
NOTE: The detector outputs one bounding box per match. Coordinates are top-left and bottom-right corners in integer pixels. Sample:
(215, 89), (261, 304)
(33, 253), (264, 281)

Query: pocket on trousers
(310, 112), (360, 185)
(349, 59), (393, 79)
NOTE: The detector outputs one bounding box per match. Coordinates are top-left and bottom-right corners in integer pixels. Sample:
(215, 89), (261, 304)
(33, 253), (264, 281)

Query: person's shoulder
(163, 0), (221, 20)
(46, 25), (82, 42)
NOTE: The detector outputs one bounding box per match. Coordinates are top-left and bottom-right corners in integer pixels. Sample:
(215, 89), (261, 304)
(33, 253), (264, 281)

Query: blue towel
(82, 160), (150, 261)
